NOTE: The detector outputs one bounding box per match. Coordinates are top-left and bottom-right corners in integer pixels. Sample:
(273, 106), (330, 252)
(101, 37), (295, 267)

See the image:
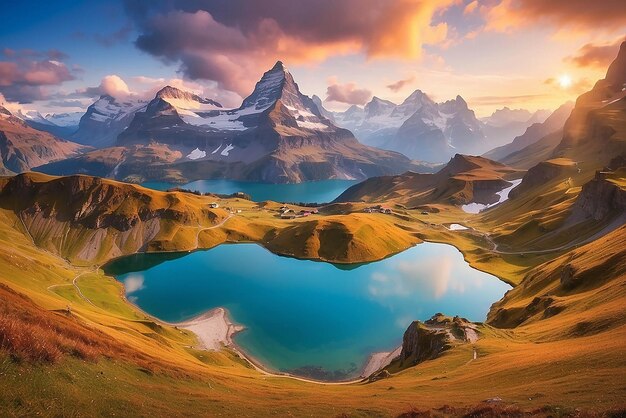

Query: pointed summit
(392, 89), (437, 119)
(238, 60), (326, 122)
(364, 96), (396, 118)
(240, 61), (291, 111)
(271, 60), (286, 72)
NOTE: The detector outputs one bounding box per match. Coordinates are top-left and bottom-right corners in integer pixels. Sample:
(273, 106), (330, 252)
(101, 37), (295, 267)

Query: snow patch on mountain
(187, 148), (207, 160)
(220, 144), (234, 156)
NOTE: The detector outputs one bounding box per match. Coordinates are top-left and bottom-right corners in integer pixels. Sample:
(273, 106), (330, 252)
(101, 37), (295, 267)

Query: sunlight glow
(559, 74), (573, 89)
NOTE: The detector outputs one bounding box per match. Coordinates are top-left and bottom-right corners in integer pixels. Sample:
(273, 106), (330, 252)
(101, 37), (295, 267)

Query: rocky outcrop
(395, 314), (478, 368)
(550, 41), (626, 168)
(568, 169), (626, 222)
(509, 158), (577, 199)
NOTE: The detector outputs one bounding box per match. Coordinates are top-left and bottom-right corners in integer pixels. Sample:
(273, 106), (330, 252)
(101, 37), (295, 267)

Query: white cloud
(124, 275), (145, 294)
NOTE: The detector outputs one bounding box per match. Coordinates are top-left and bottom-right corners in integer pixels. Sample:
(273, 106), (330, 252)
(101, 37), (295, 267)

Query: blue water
(141, 179), (357, 204)
(106, 243), (510, 380)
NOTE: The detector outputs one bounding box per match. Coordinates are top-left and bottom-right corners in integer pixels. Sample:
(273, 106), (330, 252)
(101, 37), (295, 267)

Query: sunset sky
(1, 0), (625, 117)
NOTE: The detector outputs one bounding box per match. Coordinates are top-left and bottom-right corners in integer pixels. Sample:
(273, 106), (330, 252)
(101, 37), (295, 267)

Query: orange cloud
(566, 36), (626, 69)
(464, 1), (478, 15)
(127, 0), (457, 95)
(484, 0), (626, 32)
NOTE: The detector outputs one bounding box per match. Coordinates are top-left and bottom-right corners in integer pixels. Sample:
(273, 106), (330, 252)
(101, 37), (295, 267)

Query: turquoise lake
(141, 179), (358, 203)
(106, 243), (510, 381)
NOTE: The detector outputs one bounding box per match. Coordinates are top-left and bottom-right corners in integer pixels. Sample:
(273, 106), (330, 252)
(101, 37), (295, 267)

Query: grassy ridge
(1, 173), (625, 415)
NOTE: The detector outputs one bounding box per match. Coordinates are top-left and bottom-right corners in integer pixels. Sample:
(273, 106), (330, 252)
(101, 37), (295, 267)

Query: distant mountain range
(340, 40), (626, 223)
(487, 41), (626, 171)
(8, 57), (585, 183)
(484, 102), (574, 166)
(18, 109), (82, 139)
(0, 106), (85, 174)
(326, 91), (551, 162)
(36, 62), (427, 183)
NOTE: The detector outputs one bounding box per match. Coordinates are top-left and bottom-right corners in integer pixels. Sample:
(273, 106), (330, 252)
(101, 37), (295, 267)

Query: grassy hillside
(1, 193), (625, 416)
(335, 154), (521, 207)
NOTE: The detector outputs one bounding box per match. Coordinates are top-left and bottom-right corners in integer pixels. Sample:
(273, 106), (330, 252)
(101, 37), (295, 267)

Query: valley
(0, 7), (625, 415)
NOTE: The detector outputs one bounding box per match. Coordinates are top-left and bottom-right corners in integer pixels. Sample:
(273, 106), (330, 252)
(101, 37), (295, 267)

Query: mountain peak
(156, 85), (183, 98)
(271, 60), (286, 72)
(404, 89), (428, 101)
(155, 85), (222, 108)
(444, 154), (500, 175)
(240, 61), (304, 112)
(364, 96), (396, 118)
(98, 94), (116, 102)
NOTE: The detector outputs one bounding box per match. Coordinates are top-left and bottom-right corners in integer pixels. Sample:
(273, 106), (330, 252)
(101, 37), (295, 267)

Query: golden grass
(0, 170), (625, 416)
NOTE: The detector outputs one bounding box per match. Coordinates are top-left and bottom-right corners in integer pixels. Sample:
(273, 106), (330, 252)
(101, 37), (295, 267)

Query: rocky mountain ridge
(37, 62), (425, 184)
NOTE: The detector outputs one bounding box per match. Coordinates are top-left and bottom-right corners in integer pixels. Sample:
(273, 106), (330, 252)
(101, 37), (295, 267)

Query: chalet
(209, 202), (219, 209)
(364, 205), (392, 214)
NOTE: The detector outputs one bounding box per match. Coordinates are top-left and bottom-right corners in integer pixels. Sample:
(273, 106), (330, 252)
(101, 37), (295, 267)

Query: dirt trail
(195, 214), (234, 247)
(453, 215), (622, 256)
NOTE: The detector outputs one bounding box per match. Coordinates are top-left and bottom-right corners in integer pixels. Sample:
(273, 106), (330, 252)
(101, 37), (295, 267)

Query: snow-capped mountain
(153, 86), (223, 126)
(17, 110), (82, 139)
(332, 91), (549, 162)
(333, 90), (487, 162)
(72, 95), (147, 148)
(481, 107), (534, 127)
(45, 112), (83, 127)
(311, 95), (335, 121)
(42, 61), (424, 184)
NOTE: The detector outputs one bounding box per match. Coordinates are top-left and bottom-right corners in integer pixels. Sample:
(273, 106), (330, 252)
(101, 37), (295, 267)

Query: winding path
(47, 270), (98, 307)
(195, 214), (234, 248)
(471, 219), (622, 256)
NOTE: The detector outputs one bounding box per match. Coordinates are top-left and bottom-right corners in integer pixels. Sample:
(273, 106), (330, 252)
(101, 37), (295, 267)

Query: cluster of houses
(208, 202), (242, 214)
(363, 205), (393, 214)
(279, 206), (319, 219)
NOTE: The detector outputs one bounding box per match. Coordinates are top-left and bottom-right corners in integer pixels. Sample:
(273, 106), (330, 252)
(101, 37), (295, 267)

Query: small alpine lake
(141, 179), (358, 204)
(106, 243), (510, 381)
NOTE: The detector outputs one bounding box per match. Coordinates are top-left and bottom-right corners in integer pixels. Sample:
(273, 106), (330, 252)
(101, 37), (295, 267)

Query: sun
(559, 74), (573, 89)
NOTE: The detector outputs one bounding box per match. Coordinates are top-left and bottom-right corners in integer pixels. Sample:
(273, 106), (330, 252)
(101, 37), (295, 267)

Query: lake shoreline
(175, 307), (401, 384)
(111, 243), (509, 384)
